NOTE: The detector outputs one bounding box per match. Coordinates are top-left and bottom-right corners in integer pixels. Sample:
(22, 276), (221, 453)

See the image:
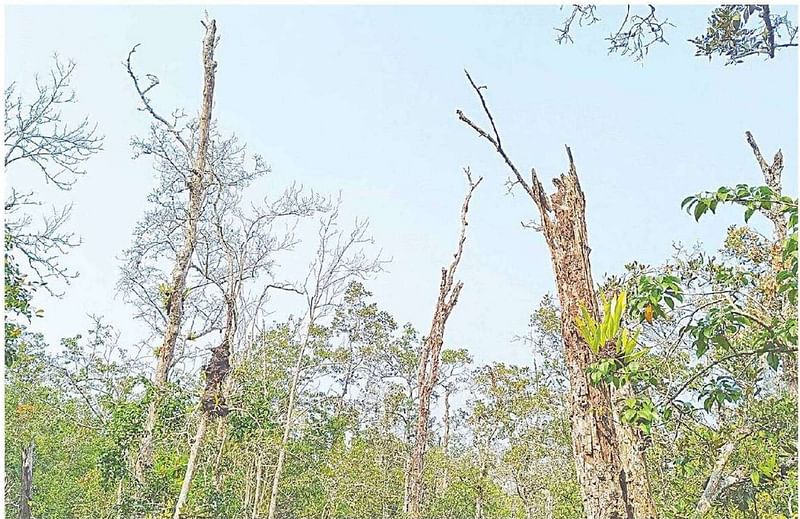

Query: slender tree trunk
(244, 457), (253, 514)
(403, 454), (411, 514)
(252, 456), (263, 519)
(694, 442), (736, 518)
(407, 170), (481, 519)
(173, 281), (236, 518)
(442, 388), (451, 489)
(136, 17), (219, 482)
(18, 441), (33, 519)
(267, 325), (313, 519)
(172, 415), (209, 519)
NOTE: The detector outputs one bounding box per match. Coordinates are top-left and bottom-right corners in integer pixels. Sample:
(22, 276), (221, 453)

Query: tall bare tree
(457, 70), (655, 519)
(172, 182), (325, 518)
(124, 15), (220, 481)
(4, 56), (103, 290)
(266, 205), (382, 519)
(406, 168), (481, 519)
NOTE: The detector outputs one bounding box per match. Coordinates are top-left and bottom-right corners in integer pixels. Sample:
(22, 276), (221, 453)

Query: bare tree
(457, 70), (655, 519)
(265, 204), (382, 519)
(406, 168), (481, 519)
(172, 179), (327, 518)
(4, 56), (103, 293)
(124, 15), (220, 482)
(555, 4), (672, 63)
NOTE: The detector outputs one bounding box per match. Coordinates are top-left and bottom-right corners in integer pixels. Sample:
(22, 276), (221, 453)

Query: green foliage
(576, 291), (638, 355)
(690, 5), (798, 65)
(4, 236), (42, 368)
(629, 273), (683, 322)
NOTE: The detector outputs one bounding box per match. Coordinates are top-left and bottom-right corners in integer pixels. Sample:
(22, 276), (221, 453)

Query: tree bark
(252, 456), (263, 519)
(18, 441), (33, 519)
(135, 17), (219, 482)
(406, 170), (481, 519)
(612, 384), (658, 518)
(533, 156), (630, 519)
(173, 214), (239, 518)
(442, 387), (451, 489)
(693, 442), (735, 518)
(172, 415), (208, 519)
(457, 71), (654, 518)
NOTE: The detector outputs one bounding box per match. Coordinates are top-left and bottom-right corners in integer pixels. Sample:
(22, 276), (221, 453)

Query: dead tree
(406, 168), (481, 519)
(457, 70), (655, 519)
(171, 182), (325, 518)
(127, 16), (220, 481)
(743, 131), (796, 396)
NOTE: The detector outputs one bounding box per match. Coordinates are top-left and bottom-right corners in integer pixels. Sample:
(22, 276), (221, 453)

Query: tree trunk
(173, 271), (237, 518)
(18, 441), (33, 519)
(136, 17), (219, 482)
(458, 74), (655, 518)
(172, 414), (209, 519)
(694, 442), (735, 518)
(407, 170), (481, 519)
(612, 385), (658, 518)
(745, 131), (796, 394)
(267, 326), (313, 519)
(442, 388), (451, 489)
(252, 456), (263, 519)
(534, 155), (629, 519)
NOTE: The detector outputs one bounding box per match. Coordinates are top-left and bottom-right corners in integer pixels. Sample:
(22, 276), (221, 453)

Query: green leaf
(694, 201), (708, 221)
(767, 352), (779, 371)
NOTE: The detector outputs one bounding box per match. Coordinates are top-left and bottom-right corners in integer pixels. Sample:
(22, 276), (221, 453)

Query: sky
(5, 5), (798, 369)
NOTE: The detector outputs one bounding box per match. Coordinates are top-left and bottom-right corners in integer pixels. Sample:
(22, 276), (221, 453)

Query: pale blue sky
(5, 5), (798, 367)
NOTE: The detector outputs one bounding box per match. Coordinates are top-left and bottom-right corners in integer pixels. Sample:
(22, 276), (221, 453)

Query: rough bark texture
(530, 156), (630, 519)
(612, 384), (658, 519)
(134, 17), (219, 481)
(406, 170), (481, 519)
(457, 71), (655, 518)
(18, 441), (34, 519)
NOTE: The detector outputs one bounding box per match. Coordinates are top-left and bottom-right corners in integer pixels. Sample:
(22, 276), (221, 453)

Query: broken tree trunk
(458, 70), (655, 519)
(132, 16), (219, 481)
(18, 441), (34, 519)
(406, 169), (482, 519)
(744, 130), (796, 394)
